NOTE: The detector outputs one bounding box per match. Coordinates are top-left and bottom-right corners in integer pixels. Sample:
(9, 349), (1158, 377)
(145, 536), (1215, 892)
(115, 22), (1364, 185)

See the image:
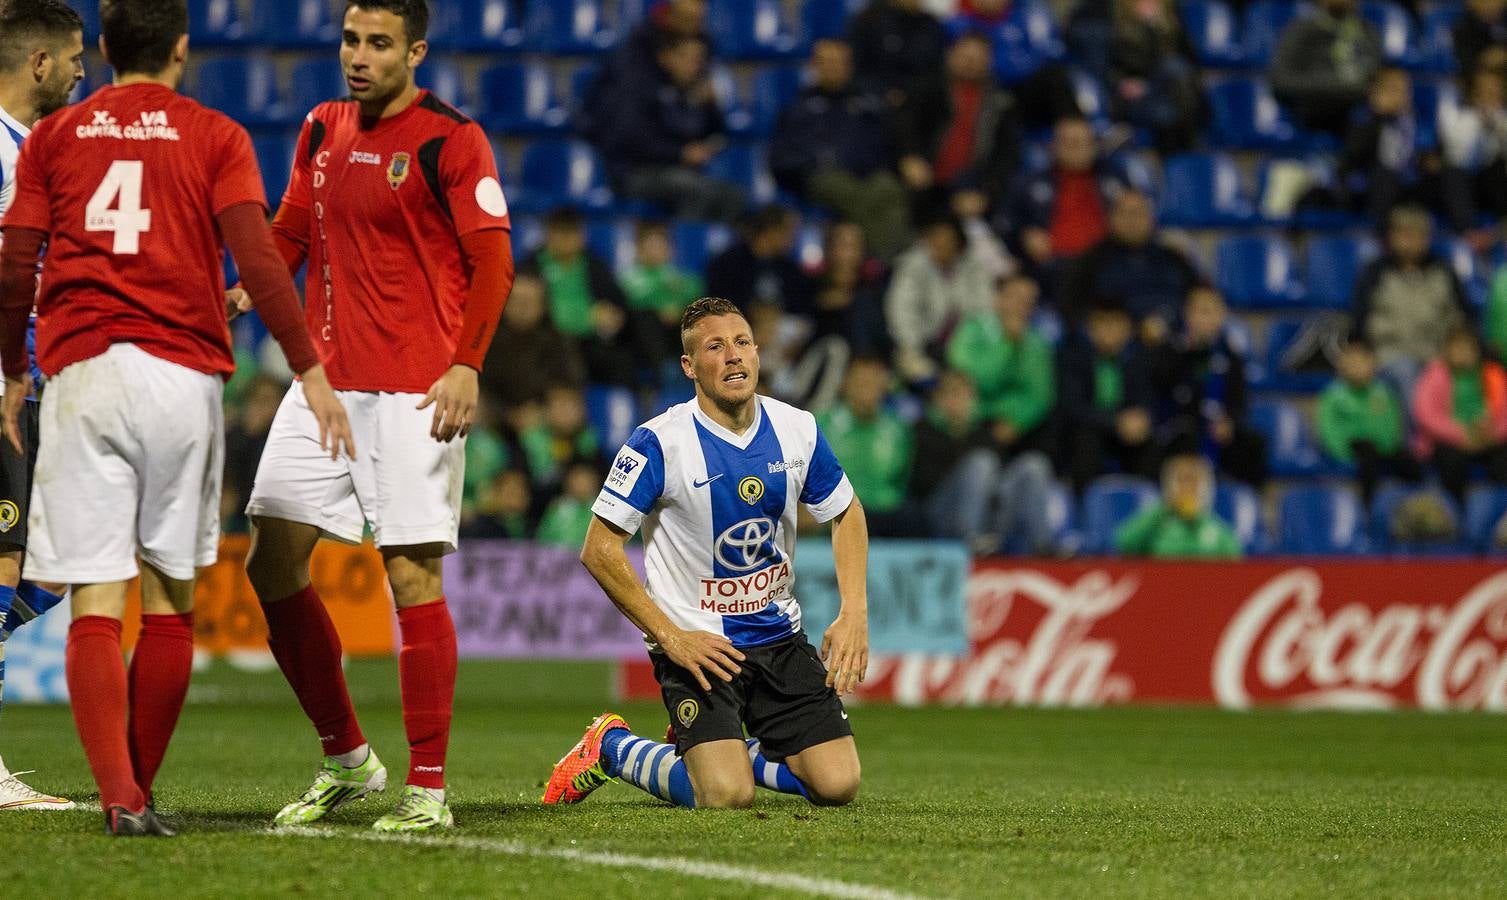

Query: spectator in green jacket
(946, 272), (1055, 457)
(620, 220), (704, 360)
(1317, 338), (1420, 502)
(1114, 453), (1242, 559)
(536, 462), (601, 547)
(817, 356), (915, 536)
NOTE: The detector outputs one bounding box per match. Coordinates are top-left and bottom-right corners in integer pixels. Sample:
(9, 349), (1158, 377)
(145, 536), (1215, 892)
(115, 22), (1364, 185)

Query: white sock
(330, 744), (370, 768)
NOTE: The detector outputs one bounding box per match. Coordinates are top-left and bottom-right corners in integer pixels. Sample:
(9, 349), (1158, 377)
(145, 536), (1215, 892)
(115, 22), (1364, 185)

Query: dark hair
(1087, 297), (1130, 319)
(544, 206), (584, 231)
(680, 297), (746, 353)
(920, 213), (967, 249)
(635, 219), (669, 240)
(0, 0), (83, 71)
(743, 204), (793, 238)
(654, 30), (707, 56)
(346, 0), (429, 43)
(949, 28), (992, 49)
(100, 0), (186, 77)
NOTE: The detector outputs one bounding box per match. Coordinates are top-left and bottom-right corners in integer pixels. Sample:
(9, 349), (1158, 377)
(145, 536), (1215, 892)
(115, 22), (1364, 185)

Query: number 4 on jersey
(86, 160), (152, 254)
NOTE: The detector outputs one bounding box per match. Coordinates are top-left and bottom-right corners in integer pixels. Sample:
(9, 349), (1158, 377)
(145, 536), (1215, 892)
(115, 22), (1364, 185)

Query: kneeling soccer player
(544, 297), (868, 809)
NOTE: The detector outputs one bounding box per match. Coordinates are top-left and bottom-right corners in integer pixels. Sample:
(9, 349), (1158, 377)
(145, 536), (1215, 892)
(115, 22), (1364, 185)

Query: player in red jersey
(243, 0), (513, 833)
(0, 0), (353, 837)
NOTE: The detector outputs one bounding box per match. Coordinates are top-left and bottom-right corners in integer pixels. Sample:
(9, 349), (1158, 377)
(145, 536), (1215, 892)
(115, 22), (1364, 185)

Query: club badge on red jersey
(387, 152), (410, 190)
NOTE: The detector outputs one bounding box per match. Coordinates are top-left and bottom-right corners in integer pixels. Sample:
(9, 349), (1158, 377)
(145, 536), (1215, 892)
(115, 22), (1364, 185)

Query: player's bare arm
(823, 497), (870, 696)
(581, 514), (745, 692)
(0, 225), (42, 454)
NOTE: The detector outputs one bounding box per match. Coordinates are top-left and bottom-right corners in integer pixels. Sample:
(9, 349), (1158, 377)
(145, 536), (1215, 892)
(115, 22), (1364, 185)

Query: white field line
(270, 826), (927, 900)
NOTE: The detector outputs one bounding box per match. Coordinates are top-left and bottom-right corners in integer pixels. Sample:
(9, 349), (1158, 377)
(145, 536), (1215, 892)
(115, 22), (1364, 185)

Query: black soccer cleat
(104, 804), (177, 837)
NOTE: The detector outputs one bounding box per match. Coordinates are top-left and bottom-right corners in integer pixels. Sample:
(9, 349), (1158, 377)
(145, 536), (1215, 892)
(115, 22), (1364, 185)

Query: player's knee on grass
(695, 775), (756, 809)
(685, 749), (757, 809)
(801, 764), (861, 807)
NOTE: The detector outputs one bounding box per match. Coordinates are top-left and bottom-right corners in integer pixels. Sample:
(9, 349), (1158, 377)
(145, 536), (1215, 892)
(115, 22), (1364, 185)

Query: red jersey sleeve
(210, 119), (268, 215)
(2, 123), (52, 233)
(440, 123), (510, 237)
(280, 114), (317, 213)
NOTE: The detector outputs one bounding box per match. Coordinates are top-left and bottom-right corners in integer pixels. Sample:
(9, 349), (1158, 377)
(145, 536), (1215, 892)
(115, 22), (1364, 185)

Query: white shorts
(26, 343), (224, 584)
(245, 383), (465, 552)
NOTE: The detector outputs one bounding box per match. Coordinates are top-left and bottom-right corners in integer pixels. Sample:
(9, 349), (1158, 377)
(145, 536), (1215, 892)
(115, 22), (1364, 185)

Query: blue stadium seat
(748, 64), (804, 136)
(1241, 0), (1301, 66)
(1081, 476), (1158, 555)
(1260, 317), (1340, 393)
(1361, 0), (1419, 67)
(192, 56), (288, 127)
(512, 214), (545, 256)
(417, 58), (473, 115)
(1305, 234), (1378, 309)
(1180, 0), (1247, 67)
(245, 0), (339, 47)
(585, 218), (637, 274)
(804, 0), (865, 41)
(585, 385), (639, 450)
(1004, 481), (1079, 555)
(427, 0), (527, 52)
(529, 0), (619, 54)
(1249, 397), (1323, 476)
(1418, 7), (1461, 72)
(1070, 68), (1111, 132)
(252, 132), (298, 208)
(75, 2), (100, 41)
(710, 65), (756, 136)
(1438, 236), (1489, 307)
(711, 0), (804, 60)
(1277, 486), (1369, 554)
(1160, 153), (1255, 227)
(1209, 77), (1302, 150)
(189, 0), (247, 46)
(982, 0), (1066, 84)
(1215, 235), (1304, 308)
(671, 221), (735, 274)
(1369, 485), (1467, 555)
(794, 221), (827, 269)
(1465, 486), (1507, 552)
(1215, 481), (1267, 554)
(706, 143), (779, 206)
(478, 63), (569, 135)
(513, 140), (614, 214)
(285, 59), (349, 115)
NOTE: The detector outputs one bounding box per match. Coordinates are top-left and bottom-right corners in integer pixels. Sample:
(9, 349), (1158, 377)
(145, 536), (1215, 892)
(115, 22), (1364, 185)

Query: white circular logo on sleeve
(475, 176), (508, 218)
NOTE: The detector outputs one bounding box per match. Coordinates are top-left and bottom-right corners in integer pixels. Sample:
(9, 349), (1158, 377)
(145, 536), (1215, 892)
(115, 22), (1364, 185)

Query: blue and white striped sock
(601, 730), (696, 808)
(0, 584), (14, 718)
(747, 739), (809, 799)
(3, 581), (62, 638)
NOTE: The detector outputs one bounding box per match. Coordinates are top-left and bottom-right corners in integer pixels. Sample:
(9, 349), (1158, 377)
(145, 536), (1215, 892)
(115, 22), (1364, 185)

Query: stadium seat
(710, 65), (756, 136)
(1259, 316), (1344, 393)
(585, 218), (637, 274)
(804, 0), (866, 41)
(512, 214), (545, 256)
(513, 140), (615, 214)
(529, 0), (620, 54)
(285, 58), (349, 114)
(982, 0), (1066, 84)
(1418, 6), (1461, 72)
(478, 63), (569, 135)
(189, 0), (247, 46)
(191, 56), (288, 127)
(1179, 0), (1247, 67)
(1361, 0), (1419, 67)
(427, 0), (527, 52)
(1241, 0), (1301, 66)
(1005, 481), (1079, 555)
(417, 58), (473, 115)
(1160, 153), (1255, 227)
(1215, 235), (1304, 308)
(75, 1), (100, 40)
(252, 132), (298, 208)
(1305, 234), (1379, 309)
(1080, 476), (1159, 555)
(1464, 486), (1507, 552)
(748, 64), (804, 137)
(1368, 485), (1467, 555)
(1277, 485), (1369, 555)
(1070, 68), (1111, 132)
(1437, 235), (1489, 307)
(585, 385), (639, 450)
(1214, 481), (1267, 554)
(706, 143), (779, 206)
(670, 221), (735, 274)
(1249, 397), (1323, 476)
(245, 0), (340, 47)
(794, 221), (827, 269)
(1208, 77), (1302, 150)
(710, 0), (804, 60)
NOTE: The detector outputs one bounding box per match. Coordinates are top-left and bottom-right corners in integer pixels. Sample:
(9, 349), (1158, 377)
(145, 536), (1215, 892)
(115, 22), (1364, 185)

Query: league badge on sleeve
(606, 446), (648, 497)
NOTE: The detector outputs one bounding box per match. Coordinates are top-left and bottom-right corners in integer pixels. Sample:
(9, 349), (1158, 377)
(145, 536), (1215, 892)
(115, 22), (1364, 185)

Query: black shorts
(652, 633), (853, 762)
(0, 400), (37, 552)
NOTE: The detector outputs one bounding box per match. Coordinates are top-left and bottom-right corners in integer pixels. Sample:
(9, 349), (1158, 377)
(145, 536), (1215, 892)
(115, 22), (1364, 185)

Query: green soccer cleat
(372, 785), (453, 833)
(273, 748), (387, 826)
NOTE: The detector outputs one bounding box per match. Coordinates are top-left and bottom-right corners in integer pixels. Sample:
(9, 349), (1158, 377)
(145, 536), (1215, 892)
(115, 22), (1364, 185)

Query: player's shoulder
(173, 94), (251, 139)
(414, 91), (476, 130)
(637, 400), (696, 444)
(758, 395), (820, 435)
(305, 98), (358, 126)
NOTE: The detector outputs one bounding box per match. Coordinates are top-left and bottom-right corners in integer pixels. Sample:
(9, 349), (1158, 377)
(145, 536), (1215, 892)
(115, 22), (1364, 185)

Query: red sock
(398, 599), (456, 789)
(263, 585), (366, 755)
(128, 613), (194, 799)
(66, 616), (144, 812)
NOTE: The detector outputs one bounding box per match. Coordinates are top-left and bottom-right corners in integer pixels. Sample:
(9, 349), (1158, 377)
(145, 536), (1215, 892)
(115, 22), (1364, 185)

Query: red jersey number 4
(86, 160), (153, 255)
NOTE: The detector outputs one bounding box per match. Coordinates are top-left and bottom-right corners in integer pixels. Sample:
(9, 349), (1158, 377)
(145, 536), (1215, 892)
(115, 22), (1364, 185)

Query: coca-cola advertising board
(619, 560), (1507, 711)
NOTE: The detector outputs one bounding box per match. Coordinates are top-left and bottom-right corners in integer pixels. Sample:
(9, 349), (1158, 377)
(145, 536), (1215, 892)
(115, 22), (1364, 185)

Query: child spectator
(1411, 326), (1507, 502)
(1340, 67), (1434, 222)
(1058, 302), (1158, 493)
(520, 385), (603, 496)
(1439, 64), (1507, 237)
(1113, 453), (1242, 559)
(461, 469), (534, 540)
(947, 273), (1055, 456)
(620, 220), (703, 364)
(1317, 338), (1421, 502)
(535, 462), (602, 548)
(817, 357), (916, 537)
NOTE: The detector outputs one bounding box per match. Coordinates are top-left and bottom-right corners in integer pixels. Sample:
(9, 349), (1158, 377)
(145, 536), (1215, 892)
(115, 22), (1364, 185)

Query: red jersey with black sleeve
(0, 83), (266, 378)
(277, 90), (512, 393)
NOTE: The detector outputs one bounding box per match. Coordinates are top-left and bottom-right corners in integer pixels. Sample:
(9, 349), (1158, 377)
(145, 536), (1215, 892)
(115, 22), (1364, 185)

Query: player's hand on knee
(417, 365), (478, 443)
(663, 628), (745, 692)
(299, 365), (356, 460)
(2, 373), (30, 454)
(821, 613), (869, 696)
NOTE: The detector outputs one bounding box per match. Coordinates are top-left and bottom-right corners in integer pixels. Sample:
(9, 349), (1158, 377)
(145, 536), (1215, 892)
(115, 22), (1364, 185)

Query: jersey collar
(0, 104), (30, 142)
(691, 396), (764, 451)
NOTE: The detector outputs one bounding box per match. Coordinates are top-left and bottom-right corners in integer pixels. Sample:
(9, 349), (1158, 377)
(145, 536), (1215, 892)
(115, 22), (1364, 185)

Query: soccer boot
(0, 770), (74, 810)
(372, 785), (453, 833)
(104, 804), (177, 837)
(273, 748), (387, 826)
(542, 712), (629, 805)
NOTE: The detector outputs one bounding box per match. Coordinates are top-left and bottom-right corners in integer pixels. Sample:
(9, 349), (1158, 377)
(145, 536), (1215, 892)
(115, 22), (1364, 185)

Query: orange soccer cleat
(542, 712), (630, 805)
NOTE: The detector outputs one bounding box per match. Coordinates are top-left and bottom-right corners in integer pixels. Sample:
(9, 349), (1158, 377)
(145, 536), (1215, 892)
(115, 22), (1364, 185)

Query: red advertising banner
(620, 559), (1507, 711)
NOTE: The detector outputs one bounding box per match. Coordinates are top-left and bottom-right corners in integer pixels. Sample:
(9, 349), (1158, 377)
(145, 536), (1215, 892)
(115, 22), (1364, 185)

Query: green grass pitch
(2, 658), (1506, 898)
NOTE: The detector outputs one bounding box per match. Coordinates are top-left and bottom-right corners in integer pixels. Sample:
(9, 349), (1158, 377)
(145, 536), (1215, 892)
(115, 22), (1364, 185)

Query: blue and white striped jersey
(592, 396), (854, 650)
